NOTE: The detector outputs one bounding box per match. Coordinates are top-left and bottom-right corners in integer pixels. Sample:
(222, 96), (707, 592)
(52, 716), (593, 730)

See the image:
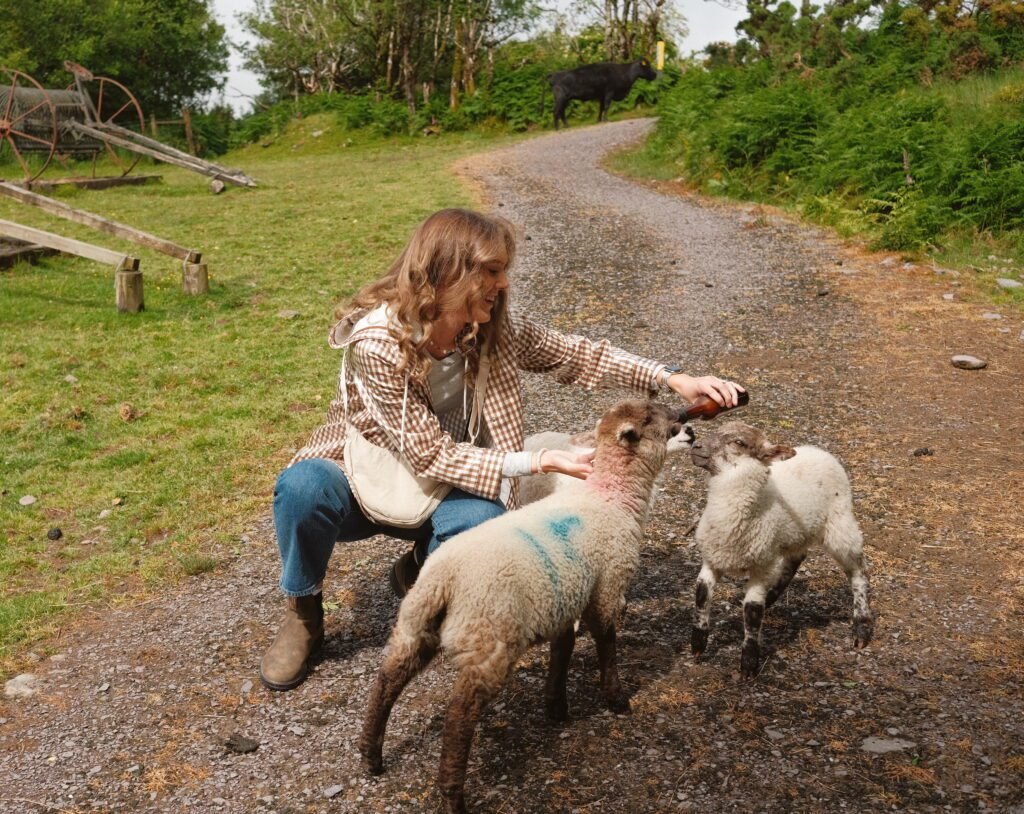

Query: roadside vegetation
(613, 1), (1024, 302)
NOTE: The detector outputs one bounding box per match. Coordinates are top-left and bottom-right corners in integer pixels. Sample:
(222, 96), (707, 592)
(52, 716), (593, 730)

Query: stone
(18, 495), (37, 506)
(277, 310), (300, 319)
(225, 732), (259, 754)
(324, 785), (344, 799)
(981, 312), (1002, 320)
(996, 278), (1022, 290)
(951, 355), (987, 370)
(98, 509), (112, 520)
(64, 374), (78, 384)
(913, 448), (933, 457)
(943, 293), (955, 301)
(47, 527), (63, 540)
(861, 736), (917, 754)
(4, 673), (39, 698)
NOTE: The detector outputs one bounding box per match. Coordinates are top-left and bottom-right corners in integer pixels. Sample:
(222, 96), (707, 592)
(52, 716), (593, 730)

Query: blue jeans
(273, 458), (506, 597)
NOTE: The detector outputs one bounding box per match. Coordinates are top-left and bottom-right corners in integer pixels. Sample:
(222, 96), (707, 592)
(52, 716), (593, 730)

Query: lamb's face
(690, 421), (795, 474)
(596, 400), (686, 456)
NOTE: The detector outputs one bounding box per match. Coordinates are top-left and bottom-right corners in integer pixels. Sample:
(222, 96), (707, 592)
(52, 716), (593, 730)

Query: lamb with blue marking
(359, 399), (686, 814)
(689, 420), (874, 678)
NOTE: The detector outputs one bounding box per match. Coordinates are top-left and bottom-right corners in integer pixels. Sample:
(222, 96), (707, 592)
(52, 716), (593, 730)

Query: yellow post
(656, 41), (666, 70)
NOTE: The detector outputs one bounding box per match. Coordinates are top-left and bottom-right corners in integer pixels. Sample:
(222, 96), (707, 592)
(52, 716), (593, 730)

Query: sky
(209, 0), (746, 114)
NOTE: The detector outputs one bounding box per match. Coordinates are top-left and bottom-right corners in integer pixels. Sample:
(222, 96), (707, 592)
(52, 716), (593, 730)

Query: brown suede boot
(259, 592), (324, 691)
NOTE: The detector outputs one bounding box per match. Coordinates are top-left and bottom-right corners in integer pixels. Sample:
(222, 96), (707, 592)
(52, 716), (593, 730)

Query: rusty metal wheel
(0, 67), (57, 182)
(71, 75), (145, 177)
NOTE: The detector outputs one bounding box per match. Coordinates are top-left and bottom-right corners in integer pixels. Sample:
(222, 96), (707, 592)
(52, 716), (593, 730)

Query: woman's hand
(668, 373), (746, 407)
(539, 448), (595, 481)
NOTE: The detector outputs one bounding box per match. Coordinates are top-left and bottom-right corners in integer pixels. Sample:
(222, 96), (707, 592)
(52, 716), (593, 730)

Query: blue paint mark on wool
(518, 514), (592, 619)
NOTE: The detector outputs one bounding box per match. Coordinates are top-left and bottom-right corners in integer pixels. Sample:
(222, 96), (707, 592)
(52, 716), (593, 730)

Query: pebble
(224, 732), (259, 754)
(324, 784), (344, 798)
(764, 727), (785, 740)
(981, 312), (1002, 320)
(951, 355), (987, 370)
(942, 293), (955, 301)
(4, 673), (39, 698)
(913, 448), (933, 457)
(861, 736), (917, 753)
(64, 374), (78, 384)
(240, 679), (253, 694)
(47, 527), (63, 540)
(98, 509), (112, 519)
(995, 278), (1022, 289)
(19, 495), (37, 506)
(278, 310), (301, 319)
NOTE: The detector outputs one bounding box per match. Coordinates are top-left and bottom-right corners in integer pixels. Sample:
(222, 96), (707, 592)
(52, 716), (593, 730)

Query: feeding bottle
(683, 390), (749, 421)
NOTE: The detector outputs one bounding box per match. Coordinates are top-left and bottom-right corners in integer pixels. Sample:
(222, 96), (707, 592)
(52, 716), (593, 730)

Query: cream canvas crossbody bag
(340, 347), (491, 528)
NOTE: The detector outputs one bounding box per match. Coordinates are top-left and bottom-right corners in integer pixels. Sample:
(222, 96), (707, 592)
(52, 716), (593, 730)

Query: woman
(260, 208), (744, 691)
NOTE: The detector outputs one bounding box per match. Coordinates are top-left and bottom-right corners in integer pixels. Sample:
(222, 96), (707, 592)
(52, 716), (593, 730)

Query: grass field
(0, 117), (517, 671)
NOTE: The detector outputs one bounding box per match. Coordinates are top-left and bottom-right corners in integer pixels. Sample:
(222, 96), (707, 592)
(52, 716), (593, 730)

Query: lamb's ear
(617, 423), (641, 447)
(569, 429), (597, 448)
(765, 444), (796, 463)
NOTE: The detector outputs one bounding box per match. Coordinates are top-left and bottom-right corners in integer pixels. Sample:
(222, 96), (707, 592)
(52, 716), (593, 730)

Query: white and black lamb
(689, 421), (874, 678)
(359, 400), (686, 814)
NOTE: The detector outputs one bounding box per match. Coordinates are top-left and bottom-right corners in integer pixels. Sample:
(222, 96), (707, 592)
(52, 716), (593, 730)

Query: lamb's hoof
(545, 697), (569, 723)
(606, 693), (631, 714)
(441, 790), (469, 814)
(359, 744), (385, 776)
(691, 627), (708, 658)
(740, 642), (761, 680)
(853, 617), (874, 648)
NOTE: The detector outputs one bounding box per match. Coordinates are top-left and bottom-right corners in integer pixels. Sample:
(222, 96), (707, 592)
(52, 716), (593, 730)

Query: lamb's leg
(691, 564), (719, 658)
(764, 554), (806, 609)
(438, 657), (510, 814)
(824, 514), (874, 647)
(545, 625), (576, 722)
(583, 609), (630, 713)
(740, 582), (768, 679)
(359, 631), (439, 775)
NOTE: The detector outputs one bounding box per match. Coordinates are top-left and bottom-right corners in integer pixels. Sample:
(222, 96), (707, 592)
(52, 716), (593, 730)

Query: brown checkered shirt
(290, 310), (664, 509)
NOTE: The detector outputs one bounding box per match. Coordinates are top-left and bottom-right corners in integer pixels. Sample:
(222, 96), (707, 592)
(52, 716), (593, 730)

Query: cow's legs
(553, 91), (567, 129)
(545, 625), (576, 722)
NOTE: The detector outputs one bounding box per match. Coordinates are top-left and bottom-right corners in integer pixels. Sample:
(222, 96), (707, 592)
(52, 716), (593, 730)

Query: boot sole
(259, 631), (324, 692)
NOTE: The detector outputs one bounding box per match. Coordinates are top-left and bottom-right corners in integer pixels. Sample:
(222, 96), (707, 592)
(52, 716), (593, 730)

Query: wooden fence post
(182, 261), (209, 295)
(182, 107), (197, 156)
(115, 257), (144, 312)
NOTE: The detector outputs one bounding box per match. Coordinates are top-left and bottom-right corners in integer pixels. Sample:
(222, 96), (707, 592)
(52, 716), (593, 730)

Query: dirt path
(3, 120), (1022, 814)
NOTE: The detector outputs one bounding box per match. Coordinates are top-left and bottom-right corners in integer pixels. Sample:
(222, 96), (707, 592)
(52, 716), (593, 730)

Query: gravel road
(3, 119), (1022, 814)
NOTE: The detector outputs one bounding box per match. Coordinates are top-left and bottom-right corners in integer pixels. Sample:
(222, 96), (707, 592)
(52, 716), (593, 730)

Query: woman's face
(471, 249), (510, 323)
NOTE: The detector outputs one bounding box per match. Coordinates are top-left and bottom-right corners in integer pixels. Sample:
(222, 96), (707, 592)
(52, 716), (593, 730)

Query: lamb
(688, 421), (874, 678)
(358, 400), (686, 814)
(520, 423), (695, 505)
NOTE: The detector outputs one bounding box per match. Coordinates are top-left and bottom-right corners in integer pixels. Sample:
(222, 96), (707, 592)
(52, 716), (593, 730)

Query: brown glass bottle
(683, 390), (749, 421)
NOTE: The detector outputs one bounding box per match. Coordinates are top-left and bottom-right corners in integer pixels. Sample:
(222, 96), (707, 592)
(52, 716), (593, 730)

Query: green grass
(0, 116), (519, 671)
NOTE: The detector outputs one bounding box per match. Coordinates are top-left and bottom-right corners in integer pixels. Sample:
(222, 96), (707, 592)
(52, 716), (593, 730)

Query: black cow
(542, 59), (658, 130)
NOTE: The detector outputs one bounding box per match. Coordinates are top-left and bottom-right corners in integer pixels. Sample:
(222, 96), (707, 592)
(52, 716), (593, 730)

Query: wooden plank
(25, 174), (162, 192)
(0, 240), (58, 269)
(97, 122), (254, 183)
(0, 218), (139, 268)
(67, 121), (256, 187)
(0, 180), (201, 262)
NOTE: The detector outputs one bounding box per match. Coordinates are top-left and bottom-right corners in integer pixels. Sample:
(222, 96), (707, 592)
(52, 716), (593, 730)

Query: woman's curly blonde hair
(339, 208), (516, 382)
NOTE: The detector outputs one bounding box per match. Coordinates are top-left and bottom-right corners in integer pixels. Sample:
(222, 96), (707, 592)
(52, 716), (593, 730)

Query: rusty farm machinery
(0, 61), (256, 188)
(0, 62), (257, 311)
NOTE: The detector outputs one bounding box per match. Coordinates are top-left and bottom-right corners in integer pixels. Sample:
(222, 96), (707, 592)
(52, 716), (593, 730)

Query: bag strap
(467, 346), (491, 444)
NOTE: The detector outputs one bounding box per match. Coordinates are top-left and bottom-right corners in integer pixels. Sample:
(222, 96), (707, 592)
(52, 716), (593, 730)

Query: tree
(0, 0), (228, 117)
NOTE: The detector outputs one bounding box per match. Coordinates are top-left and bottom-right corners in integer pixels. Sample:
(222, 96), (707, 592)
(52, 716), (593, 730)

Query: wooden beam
(25, 174), (162, 192)
(0, 218), (140, 269)
(67, 121), (256, 187)
(0, 181), (201, 262)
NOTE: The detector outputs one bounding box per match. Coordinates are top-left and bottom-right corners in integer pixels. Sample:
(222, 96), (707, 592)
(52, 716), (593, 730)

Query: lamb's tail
(390, 558), (451, 656)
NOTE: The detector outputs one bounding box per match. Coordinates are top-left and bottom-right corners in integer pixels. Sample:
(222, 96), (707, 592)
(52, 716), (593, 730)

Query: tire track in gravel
(2, 119), (1021, 814)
